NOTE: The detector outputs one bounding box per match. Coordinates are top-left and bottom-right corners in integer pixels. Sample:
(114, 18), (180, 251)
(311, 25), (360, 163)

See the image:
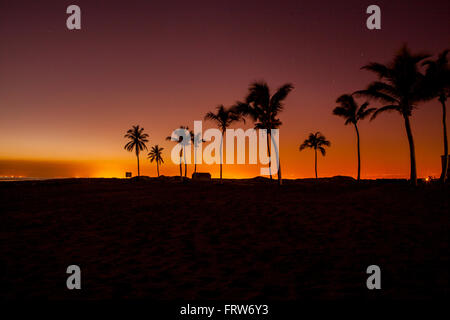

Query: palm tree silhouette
(299, 132), (331, 179)
(236, 81), (294, 185)
(332, 94), (375, 181)
(355, 45), (430, 186)
(422, 50), (450, 182)
(190, 129), (205, 175)
(124, 125), (149, 177)
(148, 145), (164, 177)
(204, 105), (242, 182)
(166, 126), (190, 179)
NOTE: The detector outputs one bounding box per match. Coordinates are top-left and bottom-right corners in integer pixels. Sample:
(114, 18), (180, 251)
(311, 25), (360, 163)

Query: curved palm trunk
(314, 148), (318, 179)
(266, 131), (272, 180)
(439, 96), (448, 183)
(354, 123), (361, 181)
(403, 114), (417, 186)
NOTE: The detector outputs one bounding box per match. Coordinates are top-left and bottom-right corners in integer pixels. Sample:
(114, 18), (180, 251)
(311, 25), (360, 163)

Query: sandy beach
(0, 177), (448, 300)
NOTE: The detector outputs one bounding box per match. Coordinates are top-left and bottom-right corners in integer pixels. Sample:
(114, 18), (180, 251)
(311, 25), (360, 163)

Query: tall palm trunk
(179, 149), (183, 179)
(194, 146), (197, 174)
(183, 145), (187, 177)
(157, 161), (160, 177)
(277, 161), (282, 185)
(266, 131), (272, 180)
(354, 123), (361, 181)
(269, 132), (282, 185)
(220, 131), (224, 182)
(314, 148), (318, 179)
(439, 96), (448, 183)
(403, 113), (417, 186)
(136, 150), (140, 177)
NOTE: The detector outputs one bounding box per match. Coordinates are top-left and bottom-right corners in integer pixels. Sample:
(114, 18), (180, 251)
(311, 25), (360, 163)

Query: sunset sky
(0, 0), (449, 179)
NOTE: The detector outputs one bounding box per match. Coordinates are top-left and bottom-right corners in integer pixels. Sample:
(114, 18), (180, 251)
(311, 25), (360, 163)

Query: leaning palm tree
(148, 145), (164, 177)
(299, 132), (331, 179)
(354, 45), (430, 186)
(166, 126), (190, 179)
(190, 130), (205, 175)
(422, 49), (450, 182)
(124, 125), (149, 177)
(204, 105), (242, 182)
(235, 81), (294, 185)
(332, 94), (375, 181)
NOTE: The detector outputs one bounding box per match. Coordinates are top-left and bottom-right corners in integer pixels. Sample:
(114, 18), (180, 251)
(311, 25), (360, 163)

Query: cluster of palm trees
(124, 45), (448, 185)
(124, 81), (295, 183)
(333, 45), (449, 185)
(124, 125), (164, 178)
(203, 82), (294, 184)
(233, 82), (294, 185)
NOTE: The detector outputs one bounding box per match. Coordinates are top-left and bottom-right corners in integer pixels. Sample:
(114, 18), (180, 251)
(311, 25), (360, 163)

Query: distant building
(192, 172), (211, 181)
(125, 172), (132, 178)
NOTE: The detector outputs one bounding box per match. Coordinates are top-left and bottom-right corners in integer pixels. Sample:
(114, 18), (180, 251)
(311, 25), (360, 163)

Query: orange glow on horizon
(0, 112), (444, 182)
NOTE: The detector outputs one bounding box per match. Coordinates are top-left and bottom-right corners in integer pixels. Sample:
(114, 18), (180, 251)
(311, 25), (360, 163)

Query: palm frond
(299, 141), (310, 151)
(332, 106), (349, 117)
(246, 81), (270, 108)
(318, 146), (326, 156)
(204, 104), (242, 132)
(357, 102), (376, 120)
(354, 88), (398, 104)
(148, 145), (164, 164)
(370, 105), (400, 120)
(299, 132), (330, 153)
(361, 62), (391, 78)
(269, 83), (294, 111)
(204, 112), (218, 121)
(124, 125), (149, 153)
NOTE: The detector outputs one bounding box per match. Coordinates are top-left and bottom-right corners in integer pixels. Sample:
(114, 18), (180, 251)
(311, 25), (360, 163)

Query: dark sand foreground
(0, 177), (448, 300)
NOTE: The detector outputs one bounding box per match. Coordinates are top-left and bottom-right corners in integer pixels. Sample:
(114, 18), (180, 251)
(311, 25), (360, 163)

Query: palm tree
(299, 132), (331, 179)
(148, 145), (164, 177)
(166, 126), (190, 179)
(354, 45), (430, 186)
(235, 81), (294, 185)
(332, 94), (375, 181)
(422, 50), (450, 182)
(204, 105), (242, 182)
(190, 130), (204, 175)
(124, 125), (149, 177)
